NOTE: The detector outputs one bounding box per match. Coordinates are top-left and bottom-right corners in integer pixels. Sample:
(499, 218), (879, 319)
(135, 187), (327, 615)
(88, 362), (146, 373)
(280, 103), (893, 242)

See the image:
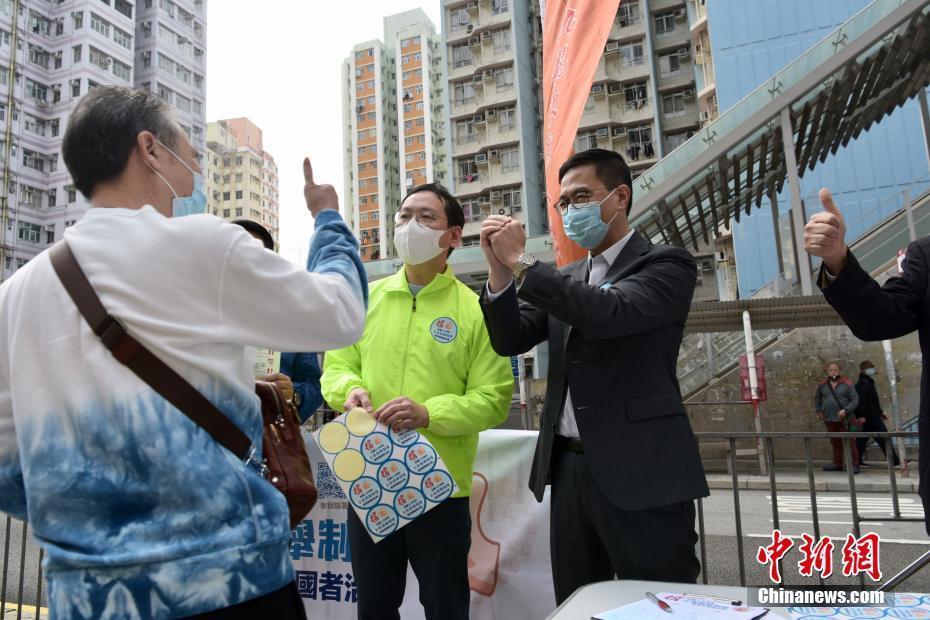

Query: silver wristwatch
(512, 253), (538, 281)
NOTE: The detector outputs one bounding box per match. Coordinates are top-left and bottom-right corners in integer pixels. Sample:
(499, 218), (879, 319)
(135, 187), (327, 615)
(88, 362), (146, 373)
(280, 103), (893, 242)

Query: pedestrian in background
(855, 360), (901, 468)
(815, 361), (861, 473)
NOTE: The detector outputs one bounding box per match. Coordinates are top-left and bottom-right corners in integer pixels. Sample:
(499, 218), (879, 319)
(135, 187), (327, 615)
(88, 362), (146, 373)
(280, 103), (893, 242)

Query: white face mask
(393, 220), (447, 265)
(865, 368), (877, 377)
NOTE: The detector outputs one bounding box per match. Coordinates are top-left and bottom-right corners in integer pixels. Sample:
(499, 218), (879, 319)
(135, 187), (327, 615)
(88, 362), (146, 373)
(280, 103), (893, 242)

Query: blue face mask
(148, 140), (207, 218)
(562, 186), (620, 249)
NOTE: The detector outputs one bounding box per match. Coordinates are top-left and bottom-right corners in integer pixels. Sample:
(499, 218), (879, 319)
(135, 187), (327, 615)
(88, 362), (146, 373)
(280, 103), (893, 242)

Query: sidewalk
(706, 466), (919, 493)
(2, 603), (44, 620)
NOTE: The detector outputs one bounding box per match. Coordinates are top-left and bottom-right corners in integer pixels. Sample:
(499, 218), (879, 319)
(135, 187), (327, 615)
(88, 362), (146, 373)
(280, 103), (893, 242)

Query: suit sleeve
(815, 385), (823, 413)
(514, 246), (697, 339)
(425, 315), (514, 437)
(820, 242), (927, 341)
(480, 281), (549, 356)
(0, 358), (26, 521)
(320, 344), (365, 414)
(292, 353), (323, 423)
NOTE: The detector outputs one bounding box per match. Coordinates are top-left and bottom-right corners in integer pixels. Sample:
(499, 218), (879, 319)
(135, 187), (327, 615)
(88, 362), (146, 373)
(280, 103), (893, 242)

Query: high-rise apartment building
(575, 0), (719, 179)
(135, 0), (206, 153)
(341, 9), (445, 262)
(441, 0), (544, 248)
(0, 0), (206, 282)
(206, 117), (280, 245)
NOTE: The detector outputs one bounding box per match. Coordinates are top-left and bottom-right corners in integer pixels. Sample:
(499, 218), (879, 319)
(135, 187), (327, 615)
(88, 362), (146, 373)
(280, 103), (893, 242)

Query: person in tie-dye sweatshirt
(0, 86), (368, 619)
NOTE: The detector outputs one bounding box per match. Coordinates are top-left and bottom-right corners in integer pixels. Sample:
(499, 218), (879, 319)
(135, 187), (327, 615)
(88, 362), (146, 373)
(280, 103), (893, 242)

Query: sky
(206, 1), (441, 264)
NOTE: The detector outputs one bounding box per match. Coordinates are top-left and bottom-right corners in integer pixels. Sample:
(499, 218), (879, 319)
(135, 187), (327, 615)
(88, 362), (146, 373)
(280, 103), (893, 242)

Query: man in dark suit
(478, 148), (709, 603)
(805, 188), (928, 532)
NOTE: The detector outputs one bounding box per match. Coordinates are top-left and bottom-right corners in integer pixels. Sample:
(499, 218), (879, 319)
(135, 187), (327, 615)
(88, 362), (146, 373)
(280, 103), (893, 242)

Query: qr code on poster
(316, 462), (346, 499)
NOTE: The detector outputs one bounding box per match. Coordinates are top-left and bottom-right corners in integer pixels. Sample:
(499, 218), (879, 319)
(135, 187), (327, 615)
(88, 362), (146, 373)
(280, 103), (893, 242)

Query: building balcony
(453, 132), (486, 157)
(486, 121), (519, 145)
(662, 108), (701, 133)
(478, 7), (512, 30)
(449, 58), (477, 82)
(653, 26), (691, 51)
(656, 69), (695, 92)
(609, 19), (645, 42)
(451, 96), (480, 120)
(484, 164), (522, 188)
(605, 56), (651, 82)
(651, 0), (686, 13)
(480, 83), (517, 109)
(456, 171), (489, 196)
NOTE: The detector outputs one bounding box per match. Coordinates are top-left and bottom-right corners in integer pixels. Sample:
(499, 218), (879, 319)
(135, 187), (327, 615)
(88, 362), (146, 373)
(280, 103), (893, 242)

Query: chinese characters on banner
(542, 0), (622, 266)
(756, 530), (882, 583)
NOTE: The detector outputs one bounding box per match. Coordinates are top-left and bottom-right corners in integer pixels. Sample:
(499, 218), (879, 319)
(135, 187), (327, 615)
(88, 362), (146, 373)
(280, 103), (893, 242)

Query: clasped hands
(479, 215), (527, 293)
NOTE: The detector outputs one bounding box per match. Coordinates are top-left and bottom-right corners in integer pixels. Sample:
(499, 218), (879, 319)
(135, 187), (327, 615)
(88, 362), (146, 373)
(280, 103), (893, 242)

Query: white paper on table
(595, 592), (769, 619)
(312, 407), (460, 542)
(254, 348), (281, 378)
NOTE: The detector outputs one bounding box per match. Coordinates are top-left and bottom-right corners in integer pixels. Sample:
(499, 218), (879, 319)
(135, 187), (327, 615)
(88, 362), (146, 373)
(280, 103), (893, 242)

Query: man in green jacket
(321, 183), (513, 620)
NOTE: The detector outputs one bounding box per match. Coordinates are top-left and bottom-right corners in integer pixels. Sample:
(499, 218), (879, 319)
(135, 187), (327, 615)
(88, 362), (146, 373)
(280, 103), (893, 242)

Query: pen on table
(646, 592), (673, 614)
(684, 592), (744, 606)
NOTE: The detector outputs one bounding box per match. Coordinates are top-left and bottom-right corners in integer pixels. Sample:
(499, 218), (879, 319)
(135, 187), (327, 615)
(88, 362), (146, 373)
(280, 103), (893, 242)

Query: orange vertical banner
(542, 0), (622, 266)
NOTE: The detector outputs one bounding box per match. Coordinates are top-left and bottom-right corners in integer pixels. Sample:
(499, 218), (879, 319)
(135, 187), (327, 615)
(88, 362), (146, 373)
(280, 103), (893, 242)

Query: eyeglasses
(553, 186), (616, 216)
(394, 210), (443, 226)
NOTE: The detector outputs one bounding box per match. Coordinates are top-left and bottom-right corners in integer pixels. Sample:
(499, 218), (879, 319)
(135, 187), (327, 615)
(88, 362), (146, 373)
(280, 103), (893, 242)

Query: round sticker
(405, 443), (437, 475)
(349, 476), (382, 510)
(836, 608), (885, 618)
(346, 407), (377, 436)
(318, 422), (349, 454)
(389, 426), (420, 447)
(421, 469), (454, 503)
(361, 432), (392, 464)
(366, 504), (399, 538)
(377, 459), (410, 492)
(429, 317), (458, 344)
(333, 449), (366, 482)
(394, 487), (427, 519)
(888, 610), (930, 619)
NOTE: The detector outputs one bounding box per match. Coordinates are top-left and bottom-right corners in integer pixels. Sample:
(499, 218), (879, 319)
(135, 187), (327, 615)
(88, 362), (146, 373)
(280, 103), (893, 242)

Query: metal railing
(1, 429), (922, 614)
(694, 430), (920, 591)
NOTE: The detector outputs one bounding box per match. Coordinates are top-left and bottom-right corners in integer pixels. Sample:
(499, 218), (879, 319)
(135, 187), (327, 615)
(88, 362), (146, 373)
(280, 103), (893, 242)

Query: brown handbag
(49, 241), (317, 529)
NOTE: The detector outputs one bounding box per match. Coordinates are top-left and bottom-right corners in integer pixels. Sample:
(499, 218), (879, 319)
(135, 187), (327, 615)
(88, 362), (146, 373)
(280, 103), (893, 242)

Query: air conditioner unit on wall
(682, 88), (695, 100)
(497, 207), (511, 216)
(489, 149), (500, 159)
(595, 127), (608, 138)
(608, 83), (624, 95)
(612, 126), (627, 137)
(468, 37), (480, 46)
(481, 30), (491, 40)
(473, 113), (485, 123)
(605, 41), (620, 53)
(483, 69), (494, 78)
(490, 190), (502, 200)
(475, 153), (488, 164)
(591, 84), (604, 96)
(477, 195), (489, 204)
(473, 74), (483, 83)
(486, 108), (497, 118)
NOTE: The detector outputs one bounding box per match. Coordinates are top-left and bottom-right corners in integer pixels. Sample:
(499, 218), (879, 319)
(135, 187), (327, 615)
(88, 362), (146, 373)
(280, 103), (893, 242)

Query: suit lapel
(601, 231), (651, 287)
(563, 258), (589, 346)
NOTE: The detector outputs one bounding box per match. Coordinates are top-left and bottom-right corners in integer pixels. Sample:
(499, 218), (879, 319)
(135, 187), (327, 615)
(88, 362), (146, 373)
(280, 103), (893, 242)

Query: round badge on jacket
(429, 317), (458, 344)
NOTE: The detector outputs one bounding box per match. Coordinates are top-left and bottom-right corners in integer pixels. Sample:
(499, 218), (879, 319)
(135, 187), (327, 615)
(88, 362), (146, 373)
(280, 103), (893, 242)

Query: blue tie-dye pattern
(308, 210), (369, 308)
(0, 459), (26, 521)
(20, 379), (293, 619)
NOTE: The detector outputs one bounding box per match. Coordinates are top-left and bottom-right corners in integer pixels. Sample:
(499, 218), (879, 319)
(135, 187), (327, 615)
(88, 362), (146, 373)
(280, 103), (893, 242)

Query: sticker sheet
(789, 594), (930, 618)
(312, 407), (459, 542)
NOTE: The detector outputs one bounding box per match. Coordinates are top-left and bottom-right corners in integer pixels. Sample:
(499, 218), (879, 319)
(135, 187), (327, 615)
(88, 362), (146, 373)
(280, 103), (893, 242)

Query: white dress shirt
(486, 229), (635, 438)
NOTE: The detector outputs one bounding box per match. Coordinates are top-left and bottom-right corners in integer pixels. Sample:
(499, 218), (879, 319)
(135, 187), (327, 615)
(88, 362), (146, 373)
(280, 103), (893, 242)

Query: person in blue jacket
(234, 219), (323, 422)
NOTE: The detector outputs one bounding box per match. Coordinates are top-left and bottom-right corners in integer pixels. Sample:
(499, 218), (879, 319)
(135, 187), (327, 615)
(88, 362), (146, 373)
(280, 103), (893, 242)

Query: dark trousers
(549, 445), (700, 605)
(182, 581), (307, 619)
(856, 417), (900, 465)
(347, 497), (471, 620)
(825, 420), (860, 466)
